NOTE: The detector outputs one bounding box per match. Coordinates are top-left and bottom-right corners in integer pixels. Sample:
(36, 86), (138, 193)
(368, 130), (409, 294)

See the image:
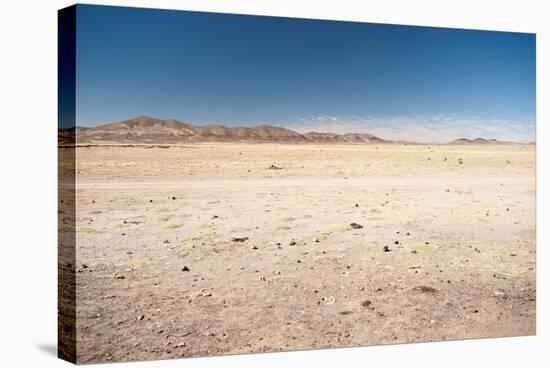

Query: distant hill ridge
(450, 137), (514, 145)
(58, 116), (521, 145)
(61, 116), (389, 144)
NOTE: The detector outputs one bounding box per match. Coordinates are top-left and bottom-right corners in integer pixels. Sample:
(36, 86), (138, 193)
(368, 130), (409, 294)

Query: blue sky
(74, 5), (536, 142)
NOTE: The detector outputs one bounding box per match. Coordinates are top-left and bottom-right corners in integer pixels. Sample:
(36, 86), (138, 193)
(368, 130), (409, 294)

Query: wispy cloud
(288, 113), (535, 143)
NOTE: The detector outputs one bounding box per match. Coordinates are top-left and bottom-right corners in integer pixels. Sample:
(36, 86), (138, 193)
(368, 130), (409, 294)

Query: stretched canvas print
(58, 4), (536, 364)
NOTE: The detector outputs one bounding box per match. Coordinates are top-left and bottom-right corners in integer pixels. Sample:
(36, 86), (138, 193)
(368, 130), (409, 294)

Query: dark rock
(361, 300), (372, 307)
(232, 237), (249, 242)
(383, 245), (390, 252)
(350, 223), (363, 229)
(413, 285), (437, 293)
(182, 266), (190, 272)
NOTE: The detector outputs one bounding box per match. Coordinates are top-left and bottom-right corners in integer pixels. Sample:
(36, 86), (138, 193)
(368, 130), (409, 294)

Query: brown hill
(59, 116), (520, 145)
(450, 137), (510, 145)
(60, 116), (388, 144)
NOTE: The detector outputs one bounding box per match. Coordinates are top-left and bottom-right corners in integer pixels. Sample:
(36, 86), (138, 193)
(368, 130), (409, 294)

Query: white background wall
(0, 0), (547, 366)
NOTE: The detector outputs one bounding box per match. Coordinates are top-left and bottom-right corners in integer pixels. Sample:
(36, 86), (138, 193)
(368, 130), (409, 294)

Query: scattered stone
(411, 250), (417, 254)
(289, 240), (297, 246)
(252, 245), (259, 250)
(324, 296), (336, 305)
(510, 253), (517, 257)
(361, 300), (372, 307)
(259, 275), (266, 282)
(137, 314), (145, 321)
(458, 158), (463, 165)
(172, 196), (176, 200)
(182, 266), (190, 272)
(383, 245), (390, 252)
(413, 285), (437, 293)
(355, 203), (359, 207)
(406, 232), (411, 236)
(81, 264), (88, 269)
(313, 237), (320, 243)
(394, 240), (399, 245)
(163, 240), (170, 244)
(113, 274), (125, 280)
(232, 237), (249, 242)
(174, 343), (186, 348)
(196, 288), (212, 297)
(267, 164), (282, 170)
(350, 223), (363, 229)
(340, 310), (353, 315)
(212, 215), (219, 219)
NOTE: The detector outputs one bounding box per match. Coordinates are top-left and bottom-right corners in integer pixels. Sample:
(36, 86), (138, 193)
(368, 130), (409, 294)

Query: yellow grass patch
(164, 223), (182, 229)
(199, 222), (215, 229)
(324, 223), (350, 232)
(279, 216), (296, 223)
(405, 242), (437, 253)
(182, 231), (220, 241)
(154, 207), (171, 213)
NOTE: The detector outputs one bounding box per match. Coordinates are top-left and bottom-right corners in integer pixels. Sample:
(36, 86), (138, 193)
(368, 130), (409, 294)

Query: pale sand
(59, 143), (536, 363)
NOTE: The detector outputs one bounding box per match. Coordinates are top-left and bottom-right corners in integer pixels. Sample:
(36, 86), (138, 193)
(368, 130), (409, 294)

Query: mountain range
(58, 116), (520, 145)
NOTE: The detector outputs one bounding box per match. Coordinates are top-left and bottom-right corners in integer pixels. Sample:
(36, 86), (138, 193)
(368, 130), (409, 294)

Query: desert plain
(58, 142), (535, 363)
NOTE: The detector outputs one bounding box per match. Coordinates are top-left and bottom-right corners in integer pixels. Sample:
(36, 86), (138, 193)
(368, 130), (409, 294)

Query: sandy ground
(58, 143), (536, 363)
